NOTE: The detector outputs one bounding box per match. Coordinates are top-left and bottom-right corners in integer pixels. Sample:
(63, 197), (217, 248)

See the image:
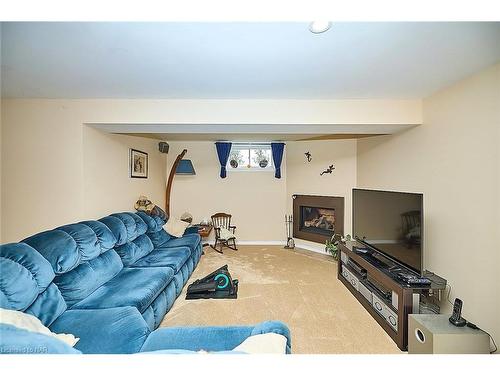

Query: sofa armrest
(140, 320), (291, 353)
(184, 226), (200, 235)
(251, 320), (291, 353)
(0, 323), (82, 354)
(50, 307), (150, 354)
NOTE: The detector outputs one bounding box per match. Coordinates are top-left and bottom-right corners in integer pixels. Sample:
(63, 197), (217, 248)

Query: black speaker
(158, 142), (169, 154)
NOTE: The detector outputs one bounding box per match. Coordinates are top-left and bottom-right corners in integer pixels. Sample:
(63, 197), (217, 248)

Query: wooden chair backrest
(211, 213), (232, 230)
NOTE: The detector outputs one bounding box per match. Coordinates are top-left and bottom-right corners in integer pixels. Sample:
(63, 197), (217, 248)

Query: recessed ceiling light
(309, 21), (331, 34)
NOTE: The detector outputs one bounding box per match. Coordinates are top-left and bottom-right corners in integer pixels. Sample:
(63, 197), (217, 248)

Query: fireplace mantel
(292, 194), (344, 244)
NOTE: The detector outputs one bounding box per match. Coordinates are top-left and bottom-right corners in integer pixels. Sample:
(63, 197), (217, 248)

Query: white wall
(357, 63), (500, 345)
(165, 140), (358, 247)
(0, 100), (167, 242)
(83, 127), (166, 219)
(167, 141), (287, 242)
(1, 98), (420, 243)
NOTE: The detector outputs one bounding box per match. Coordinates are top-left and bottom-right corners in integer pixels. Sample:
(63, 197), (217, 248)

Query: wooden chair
(210, 212), (237, 254)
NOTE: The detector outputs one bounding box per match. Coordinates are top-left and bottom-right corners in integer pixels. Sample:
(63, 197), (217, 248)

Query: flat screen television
(353, 188), (423, 275)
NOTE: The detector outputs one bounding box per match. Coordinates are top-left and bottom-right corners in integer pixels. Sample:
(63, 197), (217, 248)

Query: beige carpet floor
(159, 245), (401, 354)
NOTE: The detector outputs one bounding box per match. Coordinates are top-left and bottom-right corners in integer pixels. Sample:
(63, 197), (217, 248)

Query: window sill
(227, 168), (274, 173)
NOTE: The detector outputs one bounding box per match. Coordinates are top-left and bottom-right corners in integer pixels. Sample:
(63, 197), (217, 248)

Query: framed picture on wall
(130, 149), (148, 178)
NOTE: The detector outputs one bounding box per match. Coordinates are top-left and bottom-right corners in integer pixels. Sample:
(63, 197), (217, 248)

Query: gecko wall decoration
(320, 165), (335, 176)
(304, 152), (312, 162)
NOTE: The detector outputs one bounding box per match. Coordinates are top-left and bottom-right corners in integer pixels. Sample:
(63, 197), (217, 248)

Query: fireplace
(293, 195), (344, 244)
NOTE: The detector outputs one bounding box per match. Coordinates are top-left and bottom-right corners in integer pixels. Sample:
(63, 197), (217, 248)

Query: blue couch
(0, 212), (291, 354)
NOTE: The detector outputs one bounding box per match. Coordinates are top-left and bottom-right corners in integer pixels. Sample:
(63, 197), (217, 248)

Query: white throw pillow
(233, 333), (287, 354)
(219, 227), (236, 241)
(164, 217), (190, 238)
(0, 308), (79, 347)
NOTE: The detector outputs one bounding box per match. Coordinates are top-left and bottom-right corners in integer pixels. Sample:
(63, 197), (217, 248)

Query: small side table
(408, 314), (490, 354)
(193, 224), (213, 252)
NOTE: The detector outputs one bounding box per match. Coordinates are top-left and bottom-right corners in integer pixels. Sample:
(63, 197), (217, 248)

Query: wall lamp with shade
(165, 149), (198, 216)
(175, 159), (196, 175)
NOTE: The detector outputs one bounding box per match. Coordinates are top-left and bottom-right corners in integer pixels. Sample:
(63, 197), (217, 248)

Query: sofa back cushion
(99, 213), (147, 246)
(22, 222), (117, 275)
(53, 250), (123, 307)
(20, 220), (120, 308)
(0, 243), (67, 326)
(134, 211), (171, 248)
(24, 284), (67, 326)
(135, 211), (166, 233)
(100, 212), (158, 265)
(115, 234), (154, 266)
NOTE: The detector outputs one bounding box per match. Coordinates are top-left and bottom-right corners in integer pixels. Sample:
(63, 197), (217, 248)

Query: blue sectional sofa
(0, 212), (291, 354)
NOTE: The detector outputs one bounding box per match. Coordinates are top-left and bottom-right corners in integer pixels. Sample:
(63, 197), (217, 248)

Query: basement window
(228, 143), (274, 171)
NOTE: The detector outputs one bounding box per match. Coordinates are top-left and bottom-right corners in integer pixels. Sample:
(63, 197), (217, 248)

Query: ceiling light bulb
(309, 21), (331, 34)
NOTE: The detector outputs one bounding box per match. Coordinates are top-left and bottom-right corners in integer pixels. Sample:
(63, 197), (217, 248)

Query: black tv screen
(353, 189), (423, 274)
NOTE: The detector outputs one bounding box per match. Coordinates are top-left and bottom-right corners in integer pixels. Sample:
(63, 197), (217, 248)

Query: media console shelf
(337, 241), (446, 351)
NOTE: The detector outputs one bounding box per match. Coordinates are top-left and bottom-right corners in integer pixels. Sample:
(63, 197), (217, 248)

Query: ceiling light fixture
(309, 21), (331, 34)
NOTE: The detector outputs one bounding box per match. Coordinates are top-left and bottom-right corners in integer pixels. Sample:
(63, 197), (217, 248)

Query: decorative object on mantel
(215, 142), (232, 178)
(180, 212), (193, 224)
(165, 149), (187, 216)
(271, 142), (285, 179)
(325, 234), (351, 260)
(284, 215), (295, 249)
(305, 152), (312, 162)
(320, 164), (335, 176)
(130, 149), (148, 178)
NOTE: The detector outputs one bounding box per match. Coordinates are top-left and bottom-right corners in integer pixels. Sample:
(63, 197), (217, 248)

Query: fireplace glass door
(300, 206), (336, 237)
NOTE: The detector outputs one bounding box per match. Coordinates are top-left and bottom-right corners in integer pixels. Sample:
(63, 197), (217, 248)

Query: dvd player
(365, 276), (392, 301)
(347, 259), (367, 278)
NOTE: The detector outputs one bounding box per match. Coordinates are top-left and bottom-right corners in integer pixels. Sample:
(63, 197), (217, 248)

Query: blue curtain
(271, 142), (285, 179)
(215, 142), (232, 178)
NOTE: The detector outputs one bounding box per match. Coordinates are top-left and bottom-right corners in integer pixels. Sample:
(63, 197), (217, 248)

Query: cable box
(347, 259), (367, 278)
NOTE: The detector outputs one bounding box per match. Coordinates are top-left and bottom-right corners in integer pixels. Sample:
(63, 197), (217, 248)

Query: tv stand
(338, 241), (446, 351)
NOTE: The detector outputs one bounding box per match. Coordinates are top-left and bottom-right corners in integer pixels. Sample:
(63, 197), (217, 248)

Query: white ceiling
(2, 22), (499, 99)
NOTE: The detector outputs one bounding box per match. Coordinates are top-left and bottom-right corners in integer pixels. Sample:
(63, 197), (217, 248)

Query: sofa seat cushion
(129, 247), (191, 272)
(71, 267), (174, 313)
(50, 307), (150, 354)
(160, 233), (201, 253)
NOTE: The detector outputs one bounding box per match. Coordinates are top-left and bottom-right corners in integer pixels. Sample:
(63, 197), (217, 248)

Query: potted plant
(325, 234), (351, 260)
(252, 149), (269, 168)
(229, 151), (245, 168)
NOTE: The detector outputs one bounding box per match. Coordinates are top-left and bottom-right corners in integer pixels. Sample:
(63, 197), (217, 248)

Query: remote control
(353, 247), (370, 254)
(395, 273), (431, 285)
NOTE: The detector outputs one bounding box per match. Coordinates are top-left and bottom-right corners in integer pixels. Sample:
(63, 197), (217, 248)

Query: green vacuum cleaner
(186, 265), (238, 300)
